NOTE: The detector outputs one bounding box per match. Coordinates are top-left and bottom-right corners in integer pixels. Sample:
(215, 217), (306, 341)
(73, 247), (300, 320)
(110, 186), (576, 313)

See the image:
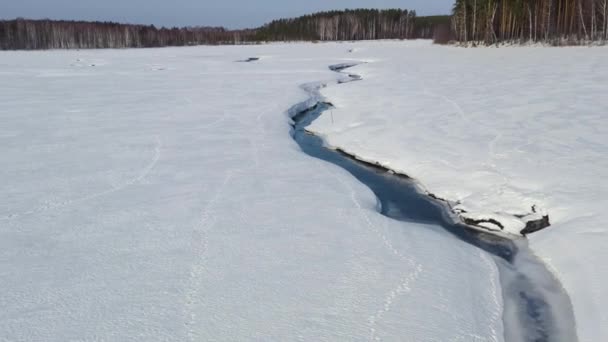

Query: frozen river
(1, 41), (603, 341)
(292, 66), (577, 342)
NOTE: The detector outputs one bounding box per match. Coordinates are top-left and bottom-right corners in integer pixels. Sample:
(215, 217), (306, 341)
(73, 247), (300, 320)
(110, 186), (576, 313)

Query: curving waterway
(288, 64), (578, 342)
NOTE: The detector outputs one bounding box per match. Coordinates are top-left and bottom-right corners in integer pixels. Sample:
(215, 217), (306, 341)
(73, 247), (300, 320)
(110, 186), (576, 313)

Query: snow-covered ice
(1, 44), (505, 341)
(309, 40), (608, 341)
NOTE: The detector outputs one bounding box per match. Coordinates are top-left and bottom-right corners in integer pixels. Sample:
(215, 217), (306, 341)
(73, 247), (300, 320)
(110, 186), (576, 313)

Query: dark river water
(289, 66), (578, 342)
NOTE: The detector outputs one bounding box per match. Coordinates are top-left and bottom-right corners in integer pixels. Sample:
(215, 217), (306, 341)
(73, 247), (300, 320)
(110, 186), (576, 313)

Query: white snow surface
(309, 40), (608, 341)
(0, 44), (504, 341)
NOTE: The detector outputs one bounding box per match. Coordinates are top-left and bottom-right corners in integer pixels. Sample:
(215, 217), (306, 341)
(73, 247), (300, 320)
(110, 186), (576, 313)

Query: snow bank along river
(292, 64), (577, 342)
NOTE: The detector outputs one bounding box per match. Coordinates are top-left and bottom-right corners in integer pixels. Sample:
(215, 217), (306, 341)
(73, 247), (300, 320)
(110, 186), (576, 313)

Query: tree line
(0, 10), (449, 50)
(451, 0), (608, 44)
(254, 10), (449, 41)
(0, 19), (256, 50)
(255, 9), (420, 41)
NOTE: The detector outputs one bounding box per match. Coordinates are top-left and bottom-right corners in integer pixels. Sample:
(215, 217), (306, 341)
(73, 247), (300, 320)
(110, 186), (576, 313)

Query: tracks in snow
(292, 62), (427, 341)
(313, 155), (424, 341)
(184, 170), (235, 341)
(183, 93), (270, 339)
(1, 136), (162, 221)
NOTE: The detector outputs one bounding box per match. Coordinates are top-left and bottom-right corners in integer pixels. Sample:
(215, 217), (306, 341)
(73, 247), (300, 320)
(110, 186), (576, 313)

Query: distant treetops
(0, 19), (254, 49)
(0, 10), (450, 50)
(256, 9), (420, 41)
(5, 2), (600, 50)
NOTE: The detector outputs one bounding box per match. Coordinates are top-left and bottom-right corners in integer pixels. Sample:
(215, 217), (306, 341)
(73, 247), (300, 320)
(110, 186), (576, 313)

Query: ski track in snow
(0, 136), (162, 221)
(368, 266), (423, 342)
(314, 144), (424, 342)
(318, 158), (423, 341)
(183, 113), (263, 339)
(312, 64), (428, 342)
(479, 249), (502, 342)
(185, 170), (235, 341)
(184, 101), (268, 339)
(421, 88), (468, 123)
(421, 86), (507, 170)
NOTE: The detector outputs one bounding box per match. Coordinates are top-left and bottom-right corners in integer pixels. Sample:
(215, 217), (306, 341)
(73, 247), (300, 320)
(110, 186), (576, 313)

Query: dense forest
(0, 10), (448, 50)
(3, 3), (607, 49)
(0, 19), (256, 49)
(253, 9), (449, 41)
(255, 9), (419, 41)
(452, 0), (608, 44)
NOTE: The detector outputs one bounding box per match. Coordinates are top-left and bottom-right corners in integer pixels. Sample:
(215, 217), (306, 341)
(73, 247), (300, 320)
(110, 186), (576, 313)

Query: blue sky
(2, 0), (454, 28)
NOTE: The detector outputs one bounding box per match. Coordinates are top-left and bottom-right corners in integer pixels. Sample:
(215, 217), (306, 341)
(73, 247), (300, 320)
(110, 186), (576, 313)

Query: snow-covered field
(0, 44), (505, 341)
(309, 40), (608, 341)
